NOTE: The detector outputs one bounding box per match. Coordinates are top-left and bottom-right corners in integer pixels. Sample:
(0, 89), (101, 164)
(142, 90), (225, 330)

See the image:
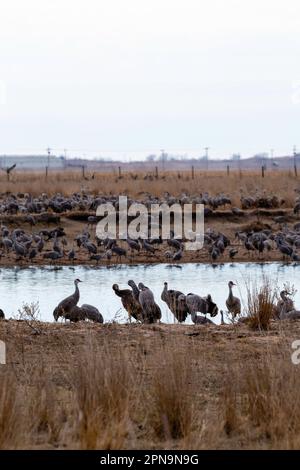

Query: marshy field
(1, 168), (300, 450)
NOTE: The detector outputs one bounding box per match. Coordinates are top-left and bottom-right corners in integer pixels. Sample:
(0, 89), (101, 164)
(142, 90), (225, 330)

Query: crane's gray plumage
(128, 280), (140, 302)
(184, 293), (218, 317)
(138, 282), (161, 323)
(161, 282), (189, 323)
(275, 290), (294, 319)
(80, 304), (104, 323)
(113, 283), (143, 322)
(190, 312), (214, 325)
(226, 281), (241, 317)
(279, 291), (300, 320)
(53, 278), (82, 321)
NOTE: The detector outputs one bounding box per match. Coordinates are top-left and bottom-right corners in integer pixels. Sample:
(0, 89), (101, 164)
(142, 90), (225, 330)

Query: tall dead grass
(0, 372), (23, 448)
(222, 343), (300, 448)
(1, 324), (300, 449)
(72, 339), (132, 449)
(0, 169), (297, 206)
(147, 342), (194, 441)
(246, 278), (277, 330)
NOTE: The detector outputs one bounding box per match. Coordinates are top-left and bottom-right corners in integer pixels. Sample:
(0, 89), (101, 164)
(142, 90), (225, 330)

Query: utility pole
(46, 147), (51, 168)
(294, 145), (298, 177)
(160, 149), (166, 172)
(204, 147), (209, 170)
(270, 148), (274, 168)
(63, 148), (67, 169)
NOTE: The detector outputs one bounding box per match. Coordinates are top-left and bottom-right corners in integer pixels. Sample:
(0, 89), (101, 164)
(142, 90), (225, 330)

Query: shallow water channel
(0, 262), (299, 323)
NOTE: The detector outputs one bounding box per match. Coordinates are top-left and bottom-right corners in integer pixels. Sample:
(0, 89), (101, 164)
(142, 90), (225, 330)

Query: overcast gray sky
(0, 0), (300, 160)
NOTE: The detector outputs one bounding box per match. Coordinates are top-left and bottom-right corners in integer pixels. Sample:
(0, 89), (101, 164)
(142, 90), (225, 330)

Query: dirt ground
(0, 319), (299, 449)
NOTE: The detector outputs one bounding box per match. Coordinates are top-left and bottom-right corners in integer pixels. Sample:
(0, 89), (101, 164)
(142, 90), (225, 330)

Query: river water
(0, 262), (299, 323)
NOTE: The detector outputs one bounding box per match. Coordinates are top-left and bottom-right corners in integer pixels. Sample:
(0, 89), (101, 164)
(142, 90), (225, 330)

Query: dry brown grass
(72, 339), (132, 449)
(0, 169), (298, 207)
(1, 320), (300, 449)
(0, 372), (23, 449)
(246, 278), (277, 330)
(222, 342), (300, 448)
(147, 341), (194, 441)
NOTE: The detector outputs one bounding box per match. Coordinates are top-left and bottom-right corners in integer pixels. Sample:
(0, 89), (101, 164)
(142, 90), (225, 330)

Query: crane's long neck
(280, 291), (287, 302)
(74, 283), (80, 303)
(229, 285), (233, 300)
(162, 284), (168, 301)
(130, 282), (140, 301)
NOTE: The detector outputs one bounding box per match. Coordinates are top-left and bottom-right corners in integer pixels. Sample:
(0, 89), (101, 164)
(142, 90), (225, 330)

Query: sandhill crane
(90, 254), (103, 264)
(278, 293), (300, 320)
(28, 247), (37, 261)
(161, 282), (189, 323)
(126, 238), (140, 254)
(138, 282), (161, 323)
(36, 236), (44, 253)
(244, 239), (256, 257)
(190, 312), (214, 324)
(173, 244), (184, 261)
(80, 304), (104, 323)
(67, 248), (76, 262)
(127, 280), (140, 302)
(276, 237), (293, 259)
(53, 279), (82, 321)
(43, 251), (63, 262)
(64, 305), (86, 322)
(183, 293), (218, 317)
(112, 284), (143, 322)
(274, 290), (295, 319)
(142, 239), (155, 255)
(210, 246), (220, 262)
(111, 244), (127, 261)
(229, 248), (238, 260)
(167, 238), (182, 251)
(83, 240), (97, 255)
(226, 281), (241, 318)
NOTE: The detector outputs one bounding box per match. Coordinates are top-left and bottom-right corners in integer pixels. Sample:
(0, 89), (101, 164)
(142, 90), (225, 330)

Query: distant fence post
(294, 164), (298, 177)
(45, 166), (48, 179)
(82, 165), (85, 179)
(262, 166), (265, 178)
(227, 165), (230, 176)
(191, 166), (194, 179)
(118, 166), (122, 178)
(155, 166), (158, 179)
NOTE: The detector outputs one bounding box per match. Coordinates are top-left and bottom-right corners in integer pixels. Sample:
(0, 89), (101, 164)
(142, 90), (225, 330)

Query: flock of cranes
(49, 279), (300, 324)
(53, 279), (104, 323)
(51, 279), (228, 324)
(1, 188), (300, 265)
(0, 277), (299, 324)
(3, 221), (300, 265)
